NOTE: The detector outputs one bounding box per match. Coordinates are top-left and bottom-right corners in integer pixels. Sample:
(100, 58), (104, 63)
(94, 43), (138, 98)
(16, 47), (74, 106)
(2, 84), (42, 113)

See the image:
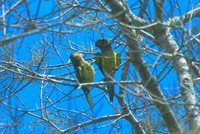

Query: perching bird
(95, 38), (121, 102)
(70, 52), (94, 108)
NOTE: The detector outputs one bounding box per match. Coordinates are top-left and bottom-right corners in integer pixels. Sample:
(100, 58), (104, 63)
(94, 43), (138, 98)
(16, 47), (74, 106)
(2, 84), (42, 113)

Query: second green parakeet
(70, 52), (94, 107)
(95, 39), (121, 102)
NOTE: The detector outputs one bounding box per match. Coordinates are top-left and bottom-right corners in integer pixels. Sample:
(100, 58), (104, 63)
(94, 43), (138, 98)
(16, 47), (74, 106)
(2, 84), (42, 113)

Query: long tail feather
(108, 84), (114, 102)
(105, 76), (114, 102)
(83, 87), (94, 108)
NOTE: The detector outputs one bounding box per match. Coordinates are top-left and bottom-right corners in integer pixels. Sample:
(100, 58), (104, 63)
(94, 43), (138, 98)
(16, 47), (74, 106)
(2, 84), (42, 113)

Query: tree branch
(102, 0), (183, 133)
(62, 114), (123, 133)
(153, 0), (165, 22)
(168, 4), (200, 27)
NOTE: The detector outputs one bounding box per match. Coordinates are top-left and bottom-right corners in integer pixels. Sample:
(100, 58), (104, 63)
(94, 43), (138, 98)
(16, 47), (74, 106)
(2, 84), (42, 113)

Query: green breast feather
(76, 61), (94, 83)
(95, 51), (121, 74)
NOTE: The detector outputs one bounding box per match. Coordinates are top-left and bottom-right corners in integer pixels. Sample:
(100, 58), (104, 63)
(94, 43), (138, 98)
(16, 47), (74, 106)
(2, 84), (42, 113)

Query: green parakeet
(95, 39), (121, 102)
(70, 52), (94, 107)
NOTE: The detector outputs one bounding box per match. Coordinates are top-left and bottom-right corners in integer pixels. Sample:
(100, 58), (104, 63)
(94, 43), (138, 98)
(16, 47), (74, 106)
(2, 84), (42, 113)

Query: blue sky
(0, 0), (200, 133)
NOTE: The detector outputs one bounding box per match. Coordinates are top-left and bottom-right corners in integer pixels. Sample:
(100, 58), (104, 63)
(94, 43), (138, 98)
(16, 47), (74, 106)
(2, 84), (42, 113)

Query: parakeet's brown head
(70, 52), (84, 66)
(95, 38), (112, 50)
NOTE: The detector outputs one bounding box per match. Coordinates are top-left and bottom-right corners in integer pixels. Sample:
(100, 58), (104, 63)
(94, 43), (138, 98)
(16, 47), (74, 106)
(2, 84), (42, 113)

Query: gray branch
(102, 0), (183, 133)
(168, 4), (200, 27)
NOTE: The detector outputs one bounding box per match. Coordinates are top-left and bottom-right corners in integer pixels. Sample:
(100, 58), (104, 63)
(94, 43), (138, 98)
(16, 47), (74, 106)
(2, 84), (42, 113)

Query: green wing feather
(106, 52), (121, 102)
(76, 61), (94, 108)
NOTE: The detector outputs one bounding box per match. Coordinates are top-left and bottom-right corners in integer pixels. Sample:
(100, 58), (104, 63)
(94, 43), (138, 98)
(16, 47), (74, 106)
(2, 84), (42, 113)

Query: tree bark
(153, 0), (200, 130)
(153, 29), (200, 130)
(102, 0), (183, 133)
